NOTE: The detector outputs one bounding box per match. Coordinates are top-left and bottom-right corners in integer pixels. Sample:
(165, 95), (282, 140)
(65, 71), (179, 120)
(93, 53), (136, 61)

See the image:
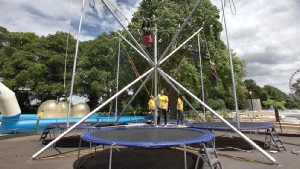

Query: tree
(291, 77), (300, 97)
(284, 95), (299, 109)
(0, 30), (76, 112)
(77, 32), (118, 110)
(244, 79), (268, 101)
(262, 99), (285, 110)
(263, 85), (286, 102)
(127, 0), (247, 111)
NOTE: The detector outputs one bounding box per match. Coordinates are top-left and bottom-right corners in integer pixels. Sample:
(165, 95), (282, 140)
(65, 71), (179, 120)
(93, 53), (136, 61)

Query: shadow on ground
(73, 148), (204, 169)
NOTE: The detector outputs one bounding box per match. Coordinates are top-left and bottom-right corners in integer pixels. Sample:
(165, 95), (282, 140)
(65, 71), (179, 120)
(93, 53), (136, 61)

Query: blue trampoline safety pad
(187, 122), (274, 131)
(81, 126), (215, 148)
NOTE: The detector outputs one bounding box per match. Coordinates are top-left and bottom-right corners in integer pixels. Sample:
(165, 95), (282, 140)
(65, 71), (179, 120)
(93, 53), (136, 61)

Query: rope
(202, 30), (211, 59)
(106, 102), (113, 122)
(123, 47), (150, 95)
(106, 0), (131, 23)
(120, 2), (134, 13)
(89, 0), (95, 8)
(157, 0), (188, 29)
(220, 0), (236, 23)
(64, 0), (73, 90)
(227, 0), (236, 15)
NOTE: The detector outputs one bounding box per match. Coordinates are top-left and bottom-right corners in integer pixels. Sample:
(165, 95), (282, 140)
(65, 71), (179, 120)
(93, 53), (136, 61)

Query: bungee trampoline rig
(31, 0), (280, 167)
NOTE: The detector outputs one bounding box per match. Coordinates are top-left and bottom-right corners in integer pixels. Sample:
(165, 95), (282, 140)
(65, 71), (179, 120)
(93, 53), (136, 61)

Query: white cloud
(211, 0), (300, 93)
(0, 0), (141, 40)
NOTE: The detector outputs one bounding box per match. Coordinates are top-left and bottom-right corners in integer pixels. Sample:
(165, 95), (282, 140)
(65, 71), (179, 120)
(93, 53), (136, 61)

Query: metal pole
(198, 33), (206, 121)
(115, 36), (121, 121)
(158, 0), (203, 63)
(115, 72), (153, 122)
(116, 31), (152, 66)
(154, 27), (158, 126)
(184, 145), (187, 169)
(220, 0), (240, 128)
(109, 143), (113, 169)
(158, 68), (278, 165)
(67, 0), (85, 128)
(159, 71), (204, 121)
(159, 27), (203, 65)
(101, 0), (151, 62)
(31, 68), (153, 159)
(250, 93), (254, 120)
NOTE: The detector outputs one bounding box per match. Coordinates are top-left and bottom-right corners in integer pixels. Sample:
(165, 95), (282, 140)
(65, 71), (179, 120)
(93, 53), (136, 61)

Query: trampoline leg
(76, 138), (82, 169)
(109, 143), (114, 169)
(184, 145), (187, 169)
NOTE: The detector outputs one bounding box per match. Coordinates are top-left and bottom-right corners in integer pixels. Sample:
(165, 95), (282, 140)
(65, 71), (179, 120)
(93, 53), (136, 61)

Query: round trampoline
(77, 126), (215, 168)
(81, 126), (214, 148)
(187, 122), (274, 131)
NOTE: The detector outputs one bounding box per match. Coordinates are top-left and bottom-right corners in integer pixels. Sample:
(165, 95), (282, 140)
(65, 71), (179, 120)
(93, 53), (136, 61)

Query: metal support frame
(220, 0), (240, 128)
(102, 0), (151, 62)
(31, 68), (153, 159)
(198, 33), (206, 121)
(154, 25), (158, 125)
(159, 27), (203, 65)
(115, 36), (121, 121)
(158, 0), (203, 63)
(32, 0), (279, 166)
(115, 72), (153, 122)
(116, 31), (153, 65)
(159, 69), (204, 121)
(158, 68), (278, 165)
(67, 0), (85, 128)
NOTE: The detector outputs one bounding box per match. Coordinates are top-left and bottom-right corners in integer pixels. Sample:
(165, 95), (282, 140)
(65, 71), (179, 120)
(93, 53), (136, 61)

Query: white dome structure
(71, 102), (90, 118)
(37, 100), (69, 118)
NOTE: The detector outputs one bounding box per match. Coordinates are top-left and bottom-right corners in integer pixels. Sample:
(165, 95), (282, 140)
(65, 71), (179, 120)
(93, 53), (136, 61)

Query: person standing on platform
(148, 95), (155, 123)
(151, 89), (169, 126)
(176, 94), (184, 125)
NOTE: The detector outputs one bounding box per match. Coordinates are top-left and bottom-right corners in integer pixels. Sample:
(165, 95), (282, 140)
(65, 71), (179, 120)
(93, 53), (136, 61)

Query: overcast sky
(0, 0), (299, 94)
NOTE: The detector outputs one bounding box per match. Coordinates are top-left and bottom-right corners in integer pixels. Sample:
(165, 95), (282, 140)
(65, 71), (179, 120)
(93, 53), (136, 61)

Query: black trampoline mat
(91, 128), (205, 142)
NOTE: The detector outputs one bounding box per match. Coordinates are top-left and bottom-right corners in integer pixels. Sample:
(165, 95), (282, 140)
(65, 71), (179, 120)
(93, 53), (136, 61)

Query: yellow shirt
(148, 99), (155, 110)
(157, 94), (169, 109)
(38, 111), (43, 118)
(177, 98), (183, 110)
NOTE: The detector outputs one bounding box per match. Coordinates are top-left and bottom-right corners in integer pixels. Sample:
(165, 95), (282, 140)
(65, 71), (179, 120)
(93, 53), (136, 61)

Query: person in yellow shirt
(148, 95), (155, 123)
(151, 89), (169, 126)
(176, 94), (184, 125)
(38, 110), (44, 118)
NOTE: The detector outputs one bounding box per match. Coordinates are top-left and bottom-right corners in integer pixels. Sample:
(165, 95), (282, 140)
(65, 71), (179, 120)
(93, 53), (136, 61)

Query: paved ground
(0, 127), (299, 169)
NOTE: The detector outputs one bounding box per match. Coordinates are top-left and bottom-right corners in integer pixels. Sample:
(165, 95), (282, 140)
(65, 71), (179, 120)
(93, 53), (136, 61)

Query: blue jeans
(177, 110), (184, 125)
(212, 73), (218, 88)
(149, 109), (155, 121)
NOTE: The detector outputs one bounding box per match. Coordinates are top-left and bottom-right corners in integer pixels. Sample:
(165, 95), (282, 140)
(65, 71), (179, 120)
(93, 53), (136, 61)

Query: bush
(206, 98), (227, 110)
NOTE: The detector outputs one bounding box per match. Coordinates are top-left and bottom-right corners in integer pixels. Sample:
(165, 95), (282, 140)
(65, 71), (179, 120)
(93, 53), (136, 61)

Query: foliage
(262, 99), (285, 110)
(206, 98), (226, 110)
(128, 0), (247, 110)
(0, 30), (76, 112)
(284, 95), (300, 109)
(263, 85), (286, 102)
(290, 75), (300, 97)
(244, 79), (268, 101)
